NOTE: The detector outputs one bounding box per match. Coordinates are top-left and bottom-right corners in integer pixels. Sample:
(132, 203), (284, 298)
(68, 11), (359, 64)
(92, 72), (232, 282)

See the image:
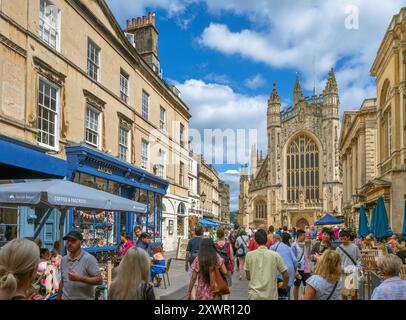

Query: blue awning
(315, 213), (344, 225)
(199, 218), (220, 228)
(0, 135), (67, 178)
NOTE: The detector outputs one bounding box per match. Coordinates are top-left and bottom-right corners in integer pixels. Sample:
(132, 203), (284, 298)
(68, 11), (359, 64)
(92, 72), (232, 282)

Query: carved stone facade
(239, 72), (342, 228)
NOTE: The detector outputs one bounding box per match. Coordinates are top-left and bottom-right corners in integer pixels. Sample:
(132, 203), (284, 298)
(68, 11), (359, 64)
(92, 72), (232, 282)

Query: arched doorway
(296, 218), (309, 230)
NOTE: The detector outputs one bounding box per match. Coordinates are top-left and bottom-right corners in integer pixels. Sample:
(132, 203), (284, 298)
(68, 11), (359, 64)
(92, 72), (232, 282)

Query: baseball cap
(63, 230), (83, 241)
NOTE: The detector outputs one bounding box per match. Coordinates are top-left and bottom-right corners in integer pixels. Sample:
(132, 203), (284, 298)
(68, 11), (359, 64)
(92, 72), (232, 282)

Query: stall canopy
(315, 213), (344, 225)
(370, 196), (393, 240)
(358, 206), (370, 237)
(0, 179), (147, 252)
(199, 218), (220, 228)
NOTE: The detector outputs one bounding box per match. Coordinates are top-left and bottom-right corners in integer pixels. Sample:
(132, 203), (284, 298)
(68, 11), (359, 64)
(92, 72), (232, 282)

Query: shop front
(0, 135), (68, 248)
(65, 144), (168, 256)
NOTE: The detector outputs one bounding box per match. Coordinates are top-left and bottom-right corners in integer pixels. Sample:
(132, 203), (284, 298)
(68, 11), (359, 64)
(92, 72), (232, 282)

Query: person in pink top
(120, 233), (134, 255)
(333, 226), (339, 241)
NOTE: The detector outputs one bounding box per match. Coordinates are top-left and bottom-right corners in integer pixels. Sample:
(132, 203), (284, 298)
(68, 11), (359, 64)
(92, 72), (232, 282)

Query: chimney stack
(126, 19), (131, 29)
(125, 13), (160, 72)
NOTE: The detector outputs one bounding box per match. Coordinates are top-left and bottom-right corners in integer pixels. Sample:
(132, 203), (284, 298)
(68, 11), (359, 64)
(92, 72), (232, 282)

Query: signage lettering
(97, 166), (112, 175)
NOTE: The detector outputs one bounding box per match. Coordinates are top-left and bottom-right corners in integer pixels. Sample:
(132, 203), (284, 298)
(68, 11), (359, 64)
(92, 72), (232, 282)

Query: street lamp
(352, 189), (361, 204)
(200, 191), (206, 204)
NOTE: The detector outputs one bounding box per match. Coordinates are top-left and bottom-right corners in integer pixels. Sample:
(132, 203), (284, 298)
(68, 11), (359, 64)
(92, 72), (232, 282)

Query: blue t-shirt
(306, 275), (342, 300)
(137, 241), (152, 256)
(186, 237), (203, 264)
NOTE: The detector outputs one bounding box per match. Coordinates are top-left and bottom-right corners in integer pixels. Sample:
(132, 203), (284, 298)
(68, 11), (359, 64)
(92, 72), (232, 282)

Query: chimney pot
(148, 12), (153, 22)
(126, 19), (131, 29)
(132, 18), (136, 27)
(142, 16), (147, 25)
(137, 17), (141, 26)
(151, 13), (156, 26)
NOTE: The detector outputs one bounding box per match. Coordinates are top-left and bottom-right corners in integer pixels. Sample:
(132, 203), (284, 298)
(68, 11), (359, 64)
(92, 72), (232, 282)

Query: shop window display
(72, 209), (115, 248)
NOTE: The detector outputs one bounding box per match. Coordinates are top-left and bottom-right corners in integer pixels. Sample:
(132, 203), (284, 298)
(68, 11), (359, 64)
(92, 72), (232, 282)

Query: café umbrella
(0, 179), (147, 253)
(315, 213), (344, 225)
(402, 200), (406, 239)
(371, 196), (393, 240)
(358, 205), (370, 237)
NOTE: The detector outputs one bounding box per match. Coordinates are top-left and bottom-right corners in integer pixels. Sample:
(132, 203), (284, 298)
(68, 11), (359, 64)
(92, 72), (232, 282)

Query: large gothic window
(286, 134), (319, 203)
(255, 200), (266, 219)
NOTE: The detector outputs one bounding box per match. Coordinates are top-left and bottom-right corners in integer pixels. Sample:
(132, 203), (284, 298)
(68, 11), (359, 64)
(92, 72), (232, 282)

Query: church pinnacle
(270, 82), (280, 103)
(293, 75), (303, 105)
(324, 68), (337, 92)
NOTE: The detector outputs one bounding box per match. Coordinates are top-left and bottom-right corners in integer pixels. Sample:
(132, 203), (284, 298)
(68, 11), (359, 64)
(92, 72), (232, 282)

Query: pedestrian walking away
(270, 234), (297, 300)
(234, 229), (249, 280)
(244, 229), (289, 300)
(304, 250), (342, 300)
(215, 228), (234, 300)
(108, 247), (155, 300)
(187, 238), (228, 300)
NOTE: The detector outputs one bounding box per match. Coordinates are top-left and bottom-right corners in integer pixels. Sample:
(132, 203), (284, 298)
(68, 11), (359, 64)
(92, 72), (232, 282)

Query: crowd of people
(184, 224), (406, 301)
(0, 224), (168, 300)
(1, 222), (406, 301)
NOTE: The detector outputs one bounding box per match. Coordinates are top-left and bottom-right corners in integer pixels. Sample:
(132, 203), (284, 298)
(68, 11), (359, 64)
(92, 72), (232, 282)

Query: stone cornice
(83, 89), (106, 111)
(33, 56), (66, 85)
(0, 31), (27, 57)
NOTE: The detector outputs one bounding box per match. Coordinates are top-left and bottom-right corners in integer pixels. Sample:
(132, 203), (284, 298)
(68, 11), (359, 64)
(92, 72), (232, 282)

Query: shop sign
(176, 238), (189, 260)
(97, 166), (112, 175)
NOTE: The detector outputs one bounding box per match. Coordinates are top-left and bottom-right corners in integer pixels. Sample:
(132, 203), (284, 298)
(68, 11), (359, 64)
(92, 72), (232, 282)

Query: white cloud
(244, 74), (267, 90)
(219, 169), (241, 211)
(197, 0), (405, 111)
(204, 73), (231, 85)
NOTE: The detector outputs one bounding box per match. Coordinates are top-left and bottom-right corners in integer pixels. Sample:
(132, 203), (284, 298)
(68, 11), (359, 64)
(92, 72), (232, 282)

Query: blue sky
(107, 0), (405, 210)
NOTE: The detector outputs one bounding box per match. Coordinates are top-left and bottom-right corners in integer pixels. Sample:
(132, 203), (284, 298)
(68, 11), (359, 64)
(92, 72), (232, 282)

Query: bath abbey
(239, 69), (343, 229)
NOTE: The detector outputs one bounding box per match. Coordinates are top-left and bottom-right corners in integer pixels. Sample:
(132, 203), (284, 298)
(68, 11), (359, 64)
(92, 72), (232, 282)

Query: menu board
(176, 238), (189, 260)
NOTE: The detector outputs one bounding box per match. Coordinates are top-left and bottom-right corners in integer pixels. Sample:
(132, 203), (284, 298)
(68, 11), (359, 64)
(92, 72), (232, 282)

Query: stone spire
(324, 68), (337, 93)
(270, 82), (280, 104)
(293, 75), (303, 105)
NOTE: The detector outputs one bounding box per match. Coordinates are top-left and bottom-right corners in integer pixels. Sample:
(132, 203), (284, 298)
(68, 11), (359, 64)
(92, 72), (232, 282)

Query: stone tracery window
(255, 200), (266, 219)
(286, 134), (319, 203)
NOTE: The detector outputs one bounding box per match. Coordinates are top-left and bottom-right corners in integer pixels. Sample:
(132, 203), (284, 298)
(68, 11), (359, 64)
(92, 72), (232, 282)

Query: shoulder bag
(209, 265), (230, 295)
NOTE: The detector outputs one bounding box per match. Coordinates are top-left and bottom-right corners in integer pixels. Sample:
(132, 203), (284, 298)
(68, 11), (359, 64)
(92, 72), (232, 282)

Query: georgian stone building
(0, 0), (190, 250)
(239, 71), (342, 229)
(366, 8), (406, 234)
(339, 99), (378, 229)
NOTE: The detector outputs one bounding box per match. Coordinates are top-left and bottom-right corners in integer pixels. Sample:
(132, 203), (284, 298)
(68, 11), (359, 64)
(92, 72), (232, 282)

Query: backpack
(235, 236), (248, 257)
(215, 242), (230, 271)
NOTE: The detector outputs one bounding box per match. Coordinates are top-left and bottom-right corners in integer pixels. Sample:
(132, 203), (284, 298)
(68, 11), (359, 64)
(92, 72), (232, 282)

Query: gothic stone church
(239, 69), (342, 229)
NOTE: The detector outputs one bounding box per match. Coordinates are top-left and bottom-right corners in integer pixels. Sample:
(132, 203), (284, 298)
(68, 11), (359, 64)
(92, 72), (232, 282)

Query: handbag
(209, 266), (230, 295)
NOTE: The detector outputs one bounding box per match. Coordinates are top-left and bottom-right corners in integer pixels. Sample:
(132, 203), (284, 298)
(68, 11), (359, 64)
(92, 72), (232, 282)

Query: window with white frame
(179, 162), (184, 186)
(87, 40), (100, 81)
(180, 123), (185, 147)
(39, 0), (60, 51)
(142, 90), (149, 120)
(141, 139), (149, 169)
(118, 126), (129, 162)
(120, 70), (129, 103)
(388, 110), (392, 157)
(157, 149), (165, 178)
(85, 107), (100, 147)
(160, 106), (166, 130)
(37, 79), (59, 149)
(189, 177), (193, 190)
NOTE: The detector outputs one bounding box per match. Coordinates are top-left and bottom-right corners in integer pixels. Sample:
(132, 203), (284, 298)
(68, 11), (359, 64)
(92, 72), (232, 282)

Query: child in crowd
(150, 245), (166, 286)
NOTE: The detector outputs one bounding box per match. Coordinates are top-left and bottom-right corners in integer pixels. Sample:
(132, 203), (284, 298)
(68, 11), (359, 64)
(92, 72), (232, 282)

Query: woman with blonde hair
(108, 247), (155, 300)
(304, 249), (342, 300)
(0, 239), (43, 300)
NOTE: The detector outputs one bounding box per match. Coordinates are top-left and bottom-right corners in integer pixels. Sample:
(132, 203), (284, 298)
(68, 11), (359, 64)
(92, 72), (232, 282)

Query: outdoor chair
(153, 258), (172, 289)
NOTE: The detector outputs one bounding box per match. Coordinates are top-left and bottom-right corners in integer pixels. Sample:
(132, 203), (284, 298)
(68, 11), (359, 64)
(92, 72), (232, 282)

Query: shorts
(294, 271), (311, 287)
(341, 274), (358, 297)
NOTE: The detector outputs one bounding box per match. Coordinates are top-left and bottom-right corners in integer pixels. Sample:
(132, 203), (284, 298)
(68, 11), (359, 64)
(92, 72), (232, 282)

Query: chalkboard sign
(176, 238), (189, 260)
